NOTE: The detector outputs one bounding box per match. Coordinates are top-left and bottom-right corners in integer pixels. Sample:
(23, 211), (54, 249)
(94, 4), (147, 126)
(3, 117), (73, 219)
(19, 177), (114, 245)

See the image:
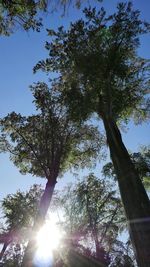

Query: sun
(34, 214), (62, 265)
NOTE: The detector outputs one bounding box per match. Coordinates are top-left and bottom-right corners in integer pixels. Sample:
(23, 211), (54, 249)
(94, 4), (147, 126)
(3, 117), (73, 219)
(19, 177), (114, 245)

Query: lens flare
(34, 214), (62, 266)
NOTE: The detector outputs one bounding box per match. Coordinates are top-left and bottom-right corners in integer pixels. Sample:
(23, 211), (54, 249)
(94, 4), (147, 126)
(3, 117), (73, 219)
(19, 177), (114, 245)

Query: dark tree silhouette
(33, 3), (150, 266)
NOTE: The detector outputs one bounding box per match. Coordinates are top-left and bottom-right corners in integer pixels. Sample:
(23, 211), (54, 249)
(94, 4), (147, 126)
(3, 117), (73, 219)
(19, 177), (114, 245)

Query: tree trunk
(0, 230), (15, 261)
(21, 177), (57, 267)
(92, 229), (109, 265)
(102, 114), (150, 267)
(0, 243), (9, 261)
(93, 229), (100, 259)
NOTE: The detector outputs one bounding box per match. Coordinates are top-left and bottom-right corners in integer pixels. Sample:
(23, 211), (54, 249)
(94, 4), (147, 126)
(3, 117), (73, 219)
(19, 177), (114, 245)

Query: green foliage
(0, 84), (104, 179)
(0, 185), (42, 265)
(0, 243), (23, 267)
(102, 146), (150, 191)
(34, 2), (150, 123)
(55, 174), (125, 258)
(0, 185), (43, 265)
(131, 146), (150, 189)
(109, 240), (135, 267)
(0, 0), (101, 35)
(1, 185), (42, 235)
(0, 0), (44, 35)
(75, 174), (124, 250)
(0, 180), (134, 266)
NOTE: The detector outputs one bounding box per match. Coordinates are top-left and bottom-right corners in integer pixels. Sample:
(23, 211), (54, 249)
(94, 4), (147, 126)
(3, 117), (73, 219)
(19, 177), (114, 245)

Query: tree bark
(92, 228), (109, 265)
(0, 243), (9, 261)
(0, 230), (15, 261)
(102, 114), (150, 267)
(94, 233), (101, 260)
(21, 177), (57, 267)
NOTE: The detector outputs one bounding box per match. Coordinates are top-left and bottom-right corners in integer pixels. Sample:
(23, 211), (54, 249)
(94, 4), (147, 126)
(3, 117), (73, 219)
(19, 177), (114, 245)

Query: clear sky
(0, 0), (150, 202)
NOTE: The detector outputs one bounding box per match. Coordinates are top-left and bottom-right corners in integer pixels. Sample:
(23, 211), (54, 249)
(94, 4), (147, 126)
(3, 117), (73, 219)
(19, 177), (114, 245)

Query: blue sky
(0, 0), (150, 201)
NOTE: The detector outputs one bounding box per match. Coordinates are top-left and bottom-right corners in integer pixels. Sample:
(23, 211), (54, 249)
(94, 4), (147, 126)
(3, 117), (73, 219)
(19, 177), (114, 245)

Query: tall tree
(0, 83), (103, 266)
(33, 2), (150, 266)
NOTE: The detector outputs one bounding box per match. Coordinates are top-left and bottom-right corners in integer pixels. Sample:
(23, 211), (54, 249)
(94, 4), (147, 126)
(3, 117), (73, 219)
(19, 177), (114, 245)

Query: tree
(0, 185), (43, 262)
(73, 174), (122, 260)
(54, 174), (134, 266)
(0, 177), (133, 267)
(0, 83), (103, 266)
(33, 2), (150, 266)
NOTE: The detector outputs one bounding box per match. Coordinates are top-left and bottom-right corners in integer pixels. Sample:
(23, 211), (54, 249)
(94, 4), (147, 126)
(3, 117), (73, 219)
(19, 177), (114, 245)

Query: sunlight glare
(34, 214), (62, 265)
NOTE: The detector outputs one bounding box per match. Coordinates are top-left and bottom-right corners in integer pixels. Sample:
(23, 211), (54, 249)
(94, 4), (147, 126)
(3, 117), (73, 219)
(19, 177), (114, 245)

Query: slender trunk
(94, 232), (101, 260)
(0, 230), (15, 261)
(92, 227), (98, 257)
(92, 229), (109, 265)
(0, 243), (9, 261)
(22, 177), (57, 267)
(102, 114), (150, 267)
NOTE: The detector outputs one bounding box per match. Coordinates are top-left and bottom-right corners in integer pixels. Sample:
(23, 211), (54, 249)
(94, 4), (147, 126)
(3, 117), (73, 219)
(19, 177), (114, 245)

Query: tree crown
(34, 2), (150, 122)
(0, 84), (104, 179)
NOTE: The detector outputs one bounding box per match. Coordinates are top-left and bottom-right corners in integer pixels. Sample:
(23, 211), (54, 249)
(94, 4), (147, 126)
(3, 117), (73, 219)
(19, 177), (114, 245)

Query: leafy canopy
(0, 83), (104, 179)
(1, 185), (43, 232)
(34, 2), (150, 123)
(52, 174), (134, 266)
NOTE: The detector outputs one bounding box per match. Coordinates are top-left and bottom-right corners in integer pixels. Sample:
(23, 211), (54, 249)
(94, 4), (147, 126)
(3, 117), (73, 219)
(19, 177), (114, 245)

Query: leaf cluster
(0, 0), (102, 35)
(0, 0), (46, 35)
(102, 145), (150, 191)
(0, 243), (24, 267)
(1, 184), (42, 232)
